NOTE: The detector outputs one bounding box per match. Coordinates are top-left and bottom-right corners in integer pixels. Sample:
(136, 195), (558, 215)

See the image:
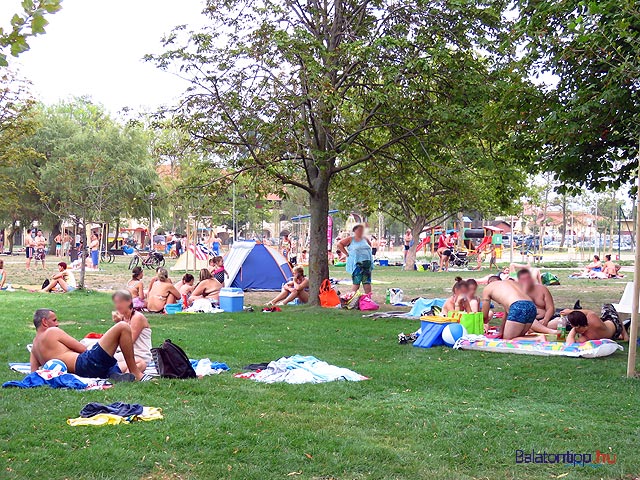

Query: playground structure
(413, 225), (504, 269)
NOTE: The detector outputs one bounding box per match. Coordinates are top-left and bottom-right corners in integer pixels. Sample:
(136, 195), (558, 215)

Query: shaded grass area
(0, 269), (637, 480)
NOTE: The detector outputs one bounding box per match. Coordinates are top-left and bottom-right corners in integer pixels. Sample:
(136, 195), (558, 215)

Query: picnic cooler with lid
(220, 287), (244, 312)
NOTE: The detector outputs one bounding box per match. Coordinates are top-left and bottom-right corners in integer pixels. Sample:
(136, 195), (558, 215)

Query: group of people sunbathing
(571, 254), (623, 279)
(443, 266), (628, 342)
(127, 256), (229, 312)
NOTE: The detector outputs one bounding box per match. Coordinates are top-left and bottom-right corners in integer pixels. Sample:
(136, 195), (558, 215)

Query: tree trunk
(560, 195), (567, 248)
(404, 217), (426, 271)
(49, 220), (62, 255)
(6, 220), (17, 254)
(110, 218), (120, 249)
(307, 186), (330, 306)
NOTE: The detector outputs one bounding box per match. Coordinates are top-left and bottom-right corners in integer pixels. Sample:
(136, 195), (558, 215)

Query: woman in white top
(111, 290), (152, 373)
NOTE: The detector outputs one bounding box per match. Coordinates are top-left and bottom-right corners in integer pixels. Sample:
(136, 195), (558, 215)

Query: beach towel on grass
(454, 337), (622, 358)
(3, 369), (111, 390)
(9, 358), (229, 380)
(234, 355), (367, 384)
(409, 298), (446, 317)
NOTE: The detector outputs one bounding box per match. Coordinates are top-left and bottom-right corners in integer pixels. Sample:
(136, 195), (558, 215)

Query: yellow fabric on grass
(67, 407), (163, 426)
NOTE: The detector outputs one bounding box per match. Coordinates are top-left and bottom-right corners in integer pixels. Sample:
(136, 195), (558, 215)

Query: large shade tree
(149, 0), (513, 303)
(334, 52), (533, 269)
(516, 0), (640, 190)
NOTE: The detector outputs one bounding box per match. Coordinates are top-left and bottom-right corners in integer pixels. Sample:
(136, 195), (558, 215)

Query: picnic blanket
(234, 355), (368, 384)
(9, 358), (229, 380)
(454, 336), (623, 358)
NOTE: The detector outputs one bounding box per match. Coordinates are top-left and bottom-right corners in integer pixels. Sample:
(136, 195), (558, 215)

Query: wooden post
(627, 159), (640, 377)
(185, 217), (191, 272)
(193, 218), (197, 272)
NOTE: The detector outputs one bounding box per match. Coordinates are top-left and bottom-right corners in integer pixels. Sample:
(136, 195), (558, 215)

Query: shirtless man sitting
(516, 269), (558, 334)
(561, 304), (628, 343)
(482, 276), (538, 340)
(30, 308), (150, 381)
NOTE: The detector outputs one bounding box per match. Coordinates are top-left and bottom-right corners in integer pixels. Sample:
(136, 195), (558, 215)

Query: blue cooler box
(219, 287), (244, 312)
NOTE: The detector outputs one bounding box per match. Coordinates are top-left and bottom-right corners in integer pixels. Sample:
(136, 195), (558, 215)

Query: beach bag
(151, 339), (196, 379)
(359, 293), (379, 311)
(319, 279), (341, 308)
(387, 288), (404, 304)
(541, 272), (560, 286)
(341, 291), (362, 310)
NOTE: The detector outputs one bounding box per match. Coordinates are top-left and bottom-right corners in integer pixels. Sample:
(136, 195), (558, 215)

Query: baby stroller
(449, 250), (469, 269)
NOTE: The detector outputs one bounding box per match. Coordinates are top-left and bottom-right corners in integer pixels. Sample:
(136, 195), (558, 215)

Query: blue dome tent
(224, 241), (293, 291)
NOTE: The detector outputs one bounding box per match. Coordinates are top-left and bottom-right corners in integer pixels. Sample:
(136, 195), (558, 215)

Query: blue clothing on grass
(3, 372), (87, 390)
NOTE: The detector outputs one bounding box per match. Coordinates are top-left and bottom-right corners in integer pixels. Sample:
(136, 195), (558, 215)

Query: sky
(0, 0), (207, 114)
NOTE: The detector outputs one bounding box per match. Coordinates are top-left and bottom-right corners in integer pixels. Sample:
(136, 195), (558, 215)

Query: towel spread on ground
(9, 358), (229, 379)
(234, 355), (368, 384)
(67, 406), (163, 426)
(361, 298), (446, 319)
(3, 369), (112, 390)
(454, 336), (623, 358)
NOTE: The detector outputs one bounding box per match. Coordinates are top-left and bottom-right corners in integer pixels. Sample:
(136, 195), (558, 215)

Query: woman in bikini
(268, 267), (310, 305)
(147, 266), (173, 298)
(112, 290), (152, 372)
(190, 268), (223, 304)
(127, 266), (146, 310)
(146, 268), (181, 313)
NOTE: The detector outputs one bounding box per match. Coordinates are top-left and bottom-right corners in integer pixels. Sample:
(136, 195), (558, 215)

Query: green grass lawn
(0, 267), (638, 479)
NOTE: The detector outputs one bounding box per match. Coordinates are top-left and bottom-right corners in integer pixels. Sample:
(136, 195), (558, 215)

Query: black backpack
(151, 339), (197, 379)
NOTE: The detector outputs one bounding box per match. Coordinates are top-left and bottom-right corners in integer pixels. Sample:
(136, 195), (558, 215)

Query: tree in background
(516, 0), (640, 190)
(25, 99), (161, 287)
(334, 55), (532, 270)
(148, 0), (514, 303)
(0, 0), (62, 66)
(0, 71), (46, 251)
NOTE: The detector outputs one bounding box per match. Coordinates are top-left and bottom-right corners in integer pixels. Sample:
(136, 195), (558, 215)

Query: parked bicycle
(100, 250), (115, 264)
(128, 249), (165, 270)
